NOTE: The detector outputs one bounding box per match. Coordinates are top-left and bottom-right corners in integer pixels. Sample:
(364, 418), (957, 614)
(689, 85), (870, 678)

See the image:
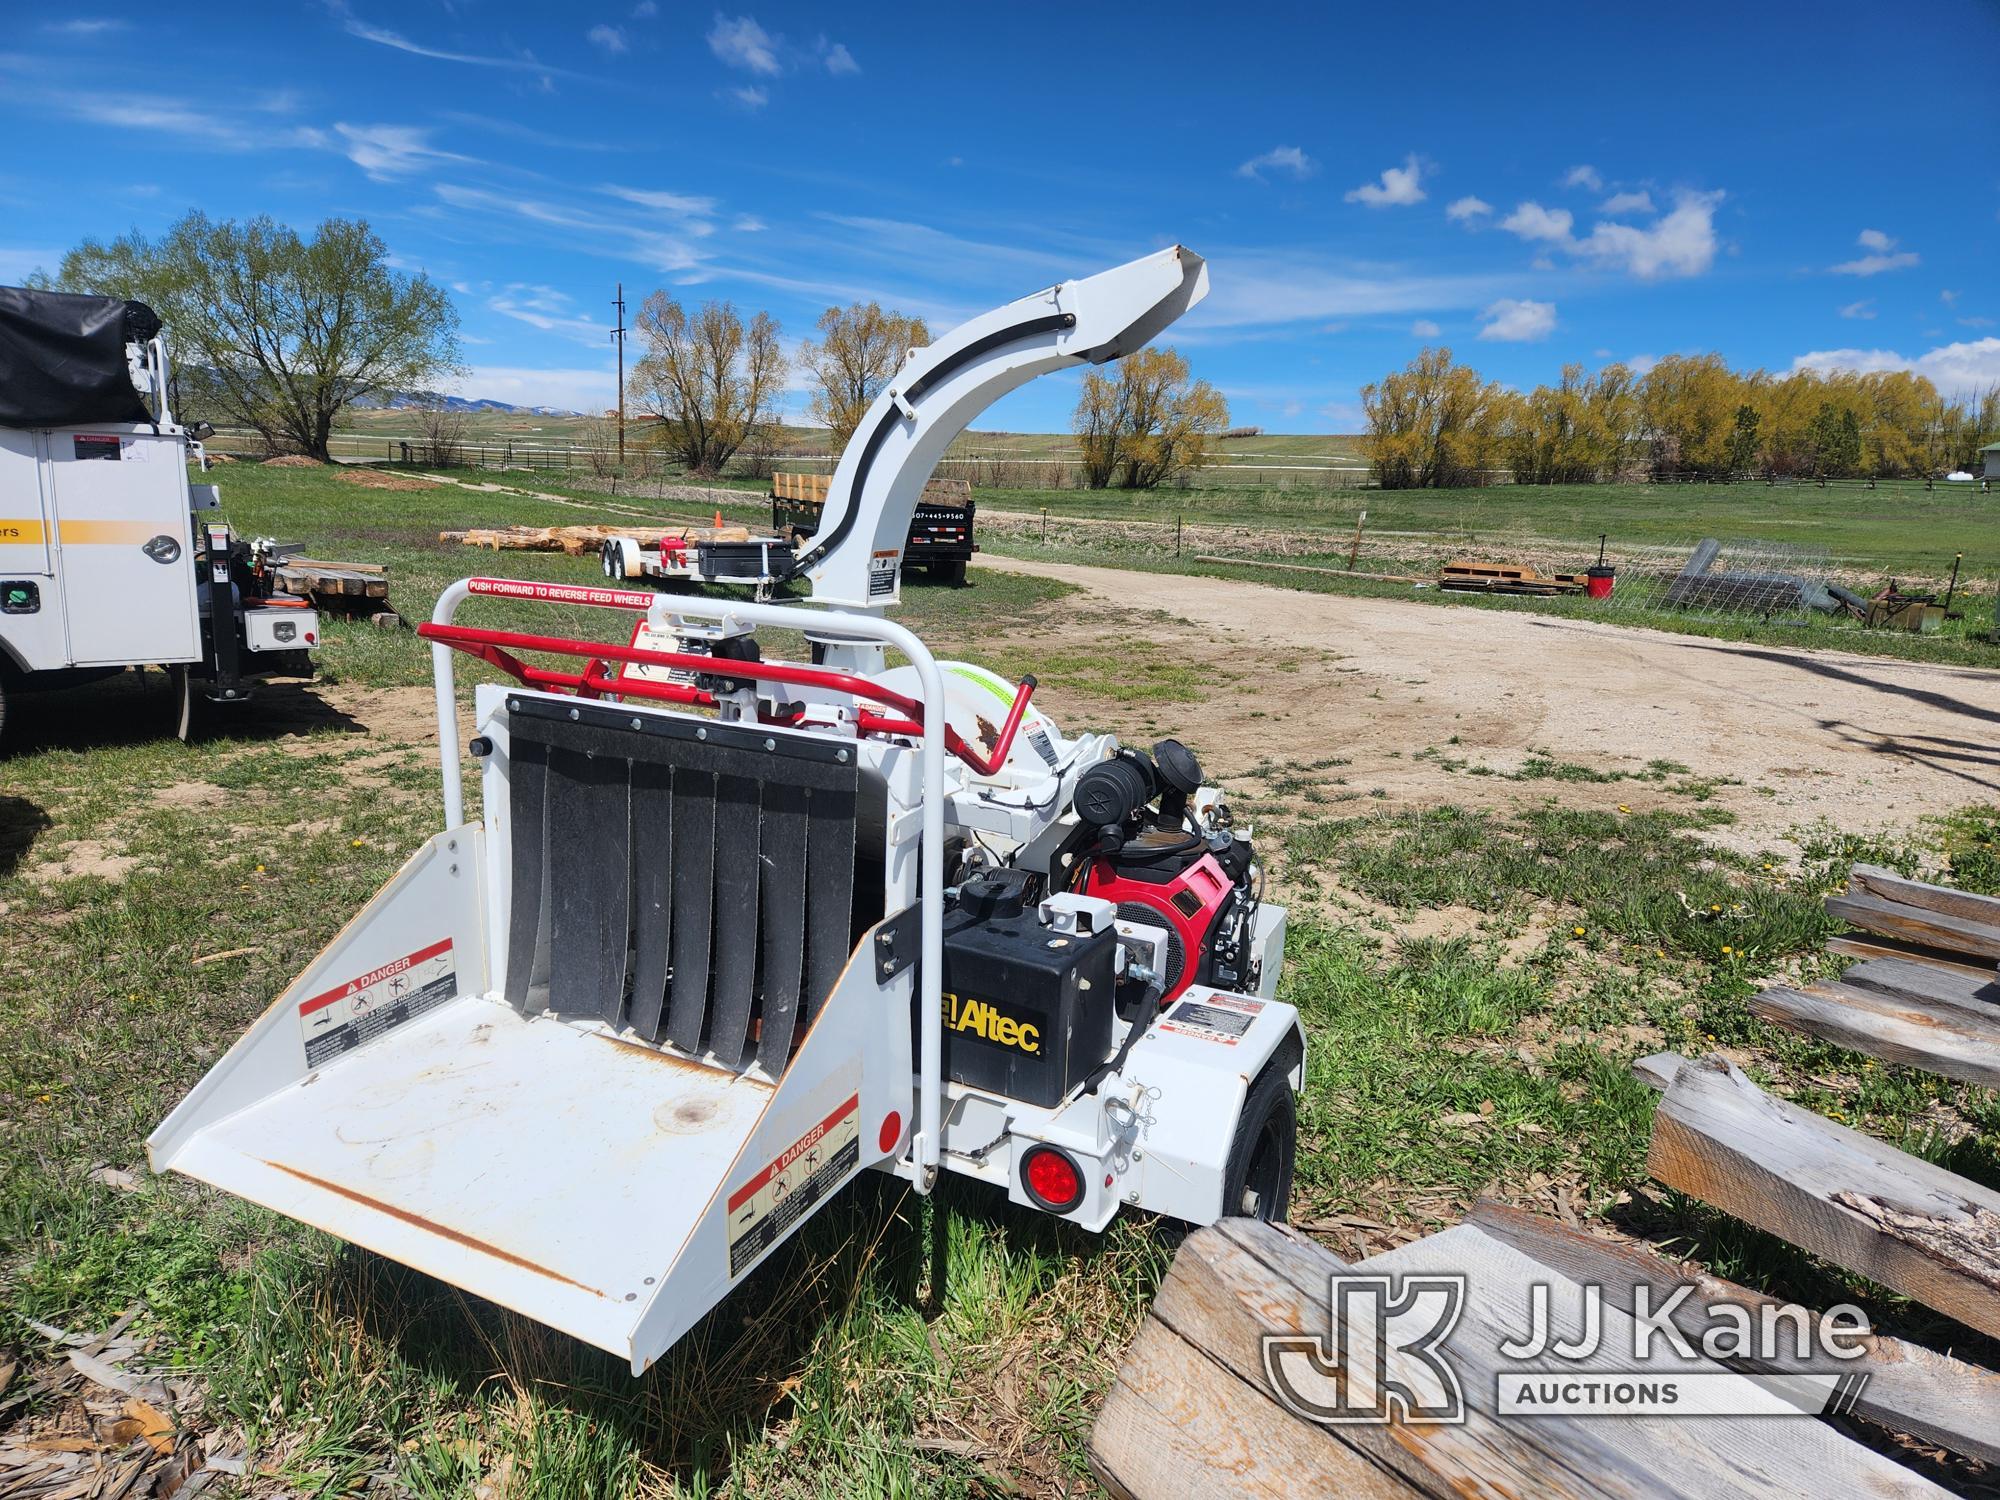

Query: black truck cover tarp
(0, 286), (160, 429)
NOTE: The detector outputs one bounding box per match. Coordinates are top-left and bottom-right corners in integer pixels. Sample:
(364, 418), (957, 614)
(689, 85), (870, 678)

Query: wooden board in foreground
(1466, 1199), (2000, 1465)
(1847, 864), (2000, 930)
(1090, 1216), (1944, 1498)
(1648, 1053), (2000, 1340)
(1750, 980), (2000, 1088)
(1826, 891), (2000, 962)
(1825, 931), (1999, 980)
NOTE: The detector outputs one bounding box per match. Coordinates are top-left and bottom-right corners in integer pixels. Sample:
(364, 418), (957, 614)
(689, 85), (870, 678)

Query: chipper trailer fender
(149, 246), (1303, 1374)
(0, 287), (318, 742)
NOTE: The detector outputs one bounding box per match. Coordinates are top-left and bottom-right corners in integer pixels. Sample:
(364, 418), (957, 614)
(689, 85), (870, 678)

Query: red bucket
(1585, 566), (1615, 600)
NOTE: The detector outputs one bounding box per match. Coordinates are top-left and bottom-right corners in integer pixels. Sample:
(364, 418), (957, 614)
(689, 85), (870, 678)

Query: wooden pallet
(1437, 559), (1586, 596)
(271, 557), (390, 602)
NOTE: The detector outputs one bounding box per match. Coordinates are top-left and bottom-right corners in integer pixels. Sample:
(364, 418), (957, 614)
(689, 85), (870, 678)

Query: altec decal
(945, 991), (1041, 1054)
(297, 938), (457, 1066)
(726, 1092), (861, 1274)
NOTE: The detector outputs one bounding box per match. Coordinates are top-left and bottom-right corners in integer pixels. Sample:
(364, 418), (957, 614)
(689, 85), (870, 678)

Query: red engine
(1065, 739), (1262, 1004)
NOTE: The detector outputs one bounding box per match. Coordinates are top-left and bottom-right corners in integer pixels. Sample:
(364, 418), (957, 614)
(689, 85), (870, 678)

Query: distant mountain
(352, 390), (583, 417)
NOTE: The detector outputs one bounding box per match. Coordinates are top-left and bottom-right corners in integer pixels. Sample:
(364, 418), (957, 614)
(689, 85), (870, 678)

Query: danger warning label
(297, 938), (457, 1066)
(726, 1091), (861, 1275)
(1160, 991), (1263, 1045)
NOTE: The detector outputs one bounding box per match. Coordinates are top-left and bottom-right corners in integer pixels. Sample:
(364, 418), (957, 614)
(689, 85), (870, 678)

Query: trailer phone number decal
(297, 938), (457, 1066)
(726, 1090), (861, 1275)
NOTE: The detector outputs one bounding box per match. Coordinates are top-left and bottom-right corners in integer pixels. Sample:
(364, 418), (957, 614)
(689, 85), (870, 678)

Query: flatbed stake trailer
(0, 287), (318, 741)
(150, 247), (1303, 1373)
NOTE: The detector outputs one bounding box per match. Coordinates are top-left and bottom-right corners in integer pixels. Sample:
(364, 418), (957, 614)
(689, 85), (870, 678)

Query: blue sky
(3, 1), (1996, 430)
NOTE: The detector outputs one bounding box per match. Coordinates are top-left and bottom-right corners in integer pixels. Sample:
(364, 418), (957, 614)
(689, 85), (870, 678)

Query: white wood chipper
(150, 247), (1305, 1373)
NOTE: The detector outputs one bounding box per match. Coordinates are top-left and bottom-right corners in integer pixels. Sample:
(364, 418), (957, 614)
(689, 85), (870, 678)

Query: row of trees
(1363, 348), (2000, 488)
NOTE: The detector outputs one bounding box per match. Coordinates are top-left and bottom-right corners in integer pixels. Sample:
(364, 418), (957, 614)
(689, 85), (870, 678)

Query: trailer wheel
(1221, 1037), (1300, 1222)
(932, 559), (968, 586)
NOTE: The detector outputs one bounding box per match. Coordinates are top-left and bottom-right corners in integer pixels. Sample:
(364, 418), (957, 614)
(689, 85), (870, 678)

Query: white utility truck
(0, 287), (317, 742)
(151, 247), (1302, 1374)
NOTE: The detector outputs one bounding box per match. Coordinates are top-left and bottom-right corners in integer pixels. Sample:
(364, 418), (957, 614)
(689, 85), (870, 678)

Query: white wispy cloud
(1600, 190), (1653, 215)
(1838, 299), (1875, 319)
(729, 84), (769, 109)
(1410, 319), (1442, 337)
(51, 90), (331, 152)
(1561, 164), (1603, 191)
(488, 284), (608, 345)
(1445, 196), (1491, 221)
(1478, 298), (1556, 341)
(434, 182), (710, 274)
(733, 214), (767, 232)
(327, 1), (577, 78)
(587, 24), (627, 54)
(708, 14), (780, 74)
(632, 0), (658, 14)
(1189, 251), (1508, 329)
(602, 185), (720, 220)
(822, 41), (858, 74)
(1236, 145), (1315, 181)
(335, 122), (477, 180)
(42, 17), (126, 35)
(1831, 228), (1918, 276)
(1345, 154), (1425, 206)
(1793, 335), (2000, 388)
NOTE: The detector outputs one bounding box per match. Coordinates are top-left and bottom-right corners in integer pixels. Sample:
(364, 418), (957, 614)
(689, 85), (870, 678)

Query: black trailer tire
(1220, 1035), (1300, 1222)
(933, 559), (968, 586)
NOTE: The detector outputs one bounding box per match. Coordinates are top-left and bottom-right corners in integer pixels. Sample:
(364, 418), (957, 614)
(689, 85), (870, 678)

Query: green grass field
(3, 460), (1997, 1495)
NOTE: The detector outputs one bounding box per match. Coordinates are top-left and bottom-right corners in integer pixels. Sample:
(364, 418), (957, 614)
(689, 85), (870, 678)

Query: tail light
(1021, 1144), (1084, 1213)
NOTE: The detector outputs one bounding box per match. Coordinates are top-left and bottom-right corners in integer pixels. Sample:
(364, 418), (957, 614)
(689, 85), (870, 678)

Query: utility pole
(610, 282), (628, 467)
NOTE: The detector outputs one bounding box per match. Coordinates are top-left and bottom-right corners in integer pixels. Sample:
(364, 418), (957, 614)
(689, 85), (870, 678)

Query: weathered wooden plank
(1648, 1054), (2000, 1339)
(1466, 1199), (2000, 1465)
(1848, 864), (2000, 930)
(1839, 956), (2000, 1015)
(1632, 1051), (1684, 1093)
(1750, 981), (2000, 1088)
(1826, 931), (1999, 980)
(1359, 1224), (1945, 1496)
(1089, 1316), (1416, 1500)
(1826, 891), (2000, 962)
(1144, 1221), (1620, 1498)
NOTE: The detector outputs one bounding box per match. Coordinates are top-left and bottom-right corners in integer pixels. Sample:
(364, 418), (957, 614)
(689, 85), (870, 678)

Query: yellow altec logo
(944, 991), (1040, 1054)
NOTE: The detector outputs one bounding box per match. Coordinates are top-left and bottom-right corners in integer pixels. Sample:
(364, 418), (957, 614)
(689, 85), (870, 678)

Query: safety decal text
(867, 549), (899, 597)
(297, 938), (457, 1066)
(727, 1092), (860, 1275)
(1159, 992), (1263, 1045)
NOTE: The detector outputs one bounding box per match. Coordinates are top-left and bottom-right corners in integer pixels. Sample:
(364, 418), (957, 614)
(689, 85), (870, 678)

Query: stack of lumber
(1751, 864), (2000, 1088)
(270, 556), (389, 603)
(1090, 1205), (1988, 1497)
(771, 472), (971, 508)
(1437, 559), (1586, 596)
(438, 522), (757, 555)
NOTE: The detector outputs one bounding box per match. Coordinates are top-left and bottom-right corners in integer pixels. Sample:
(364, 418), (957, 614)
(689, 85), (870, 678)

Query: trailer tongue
(150, 246), (1305, 1373)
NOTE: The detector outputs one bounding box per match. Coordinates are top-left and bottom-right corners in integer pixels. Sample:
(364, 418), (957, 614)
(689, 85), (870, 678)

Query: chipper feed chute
(152, 246), (1307, 1375)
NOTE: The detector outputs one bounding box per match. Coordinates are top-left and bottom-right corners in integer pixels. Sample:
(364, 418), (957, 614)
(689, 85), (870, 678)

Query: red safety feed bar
(416, 621), (1037, 775)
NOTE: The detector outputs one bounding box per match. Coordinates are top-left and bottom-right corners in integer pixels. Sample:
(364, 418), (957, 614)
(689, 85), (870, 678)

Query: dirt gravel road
(982, 555), (2000, 851)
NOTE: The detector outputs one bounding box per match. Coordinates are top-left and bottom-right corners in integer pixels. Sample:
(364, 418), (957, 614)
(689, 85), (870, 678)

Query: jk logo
(1262, 1274), (1467, 1425)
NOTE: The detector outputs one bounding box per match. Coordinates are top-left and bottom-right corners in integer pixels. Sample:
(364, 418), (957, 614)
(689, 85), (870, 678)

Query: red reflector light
(1021, 1145), (1084, 1213)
